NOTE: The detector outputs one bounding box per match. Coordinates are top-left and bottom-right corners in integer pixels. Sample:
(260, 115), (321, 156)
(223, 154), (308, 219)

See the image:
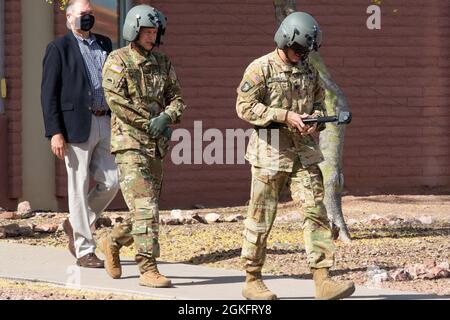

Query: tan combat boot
(99, 236), (122, 279)
(242, 272), (277, 300)
(312, 268), (355, 300)
(139, 260), (172, 288)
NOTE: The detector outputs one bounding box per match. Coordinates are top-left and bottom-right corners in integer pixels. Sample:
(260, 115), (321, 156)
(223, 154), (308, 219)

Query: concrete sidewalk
(0, 243), (444, 300)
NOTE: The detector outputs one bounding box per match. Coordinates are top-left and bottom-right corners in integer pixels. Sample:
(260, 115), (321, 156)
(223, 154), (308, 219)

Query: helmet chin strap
(132, 41), (154, 56)
(300, 51), (310, 63)
(282, 48), (293, 64)
(282, 47), (309, 65)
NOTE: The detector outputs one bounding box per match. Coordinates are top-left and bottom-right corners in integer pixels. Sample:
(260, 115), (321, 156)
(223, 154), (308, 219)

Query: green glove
(161, 126), (173, 140)
(148, 112), (171, 138)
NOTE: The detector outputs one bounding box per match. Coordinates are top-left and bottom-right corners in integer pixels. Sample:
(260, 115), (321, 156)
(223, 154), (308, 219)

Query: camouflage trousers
(241, 162), (335, 273)
(110, 150), (162, 274)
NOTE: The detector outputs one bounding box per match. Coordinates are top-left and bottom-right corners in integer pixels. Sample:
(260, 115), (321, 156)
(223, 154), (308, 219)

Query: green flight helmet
(274, 12), (322, 52)
(122, 4), (167, 46)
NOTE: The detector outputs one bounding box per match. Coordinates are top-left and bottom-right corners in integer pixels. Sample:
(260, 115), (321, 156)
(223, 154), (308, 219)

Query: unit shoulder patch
(241, 81), (253, 93)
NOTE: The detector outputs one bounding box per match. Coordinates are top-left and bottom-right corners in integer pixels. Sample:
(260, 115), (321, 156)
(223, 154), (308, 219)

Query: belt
(91, 109), (109, 117)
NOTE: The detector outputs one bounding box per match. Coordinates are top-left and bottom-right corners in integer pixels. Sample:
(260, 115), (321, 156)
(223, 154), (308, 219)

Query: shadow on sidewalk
(169, 274), (283, 286)
(183, 247), (305, 265)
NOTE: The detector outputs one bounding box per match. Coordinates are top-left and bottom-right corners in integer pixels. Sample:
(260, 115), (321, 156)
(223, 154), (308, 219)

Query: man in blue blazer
(41, 0), (119, 268)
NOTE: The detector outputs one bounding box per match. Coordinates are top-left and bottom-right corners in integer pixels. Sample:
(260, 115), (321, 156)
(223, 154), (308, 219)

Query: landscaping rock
(0, 212), (18, 220)
(368, 215), (389, 226)
(0, 224), (33, 238)
(391, 269), (412, 281)
(17, 201), (34, 219)
(95, 217), (112, 229)
(34, 224), (58, 234)
(224, 214), (244, 223)
(192, 213), (207, 224)
(161, 217), (181, 225)
(417, 215), (434, 225)
(389, 260), (450, 281)
(35, 212), (56, 218)
(205, 213), (222, 224)
(110, 214), (125, 225)
(1, 224), (20, 237)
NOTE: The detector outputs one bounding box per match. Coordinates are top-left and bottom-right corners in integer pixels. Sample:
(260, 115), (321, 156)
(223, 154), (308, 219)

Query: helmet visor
(290, 42), (310, 56)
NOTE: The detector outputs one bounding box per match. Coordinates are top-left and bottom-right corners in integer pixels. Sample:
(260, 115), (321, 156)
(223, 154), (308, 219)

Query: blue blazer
(40, 31), (112, 143)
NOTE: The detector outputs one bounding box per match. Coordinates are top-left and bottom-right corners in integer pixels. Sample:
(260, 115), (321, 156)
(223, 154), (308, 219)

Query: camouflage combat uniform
(102, 44), (186, 273)
(236, 49), (335, 273)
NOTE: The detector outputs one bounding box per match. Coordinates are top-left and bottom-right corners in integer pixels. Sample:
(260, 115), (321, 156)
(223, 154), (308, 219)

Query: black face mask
(75, 14), (95, 32)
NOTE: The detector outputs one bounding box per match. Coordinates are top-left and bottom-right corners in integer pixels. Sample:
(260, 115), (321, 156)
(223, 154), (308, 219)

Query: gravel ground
(1, 194), (449, 299)
(0, 279), (152, 300)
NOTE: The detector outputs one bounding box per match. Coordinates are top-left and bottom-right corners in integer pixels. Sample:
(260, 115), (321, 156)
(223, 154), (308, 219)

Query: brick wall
(136, 0), (279, 208)
(4, 0), (22, 202)
(299, 0), (450, 193)
(50, 0), (450, 210)
(136, 0), (450, 208)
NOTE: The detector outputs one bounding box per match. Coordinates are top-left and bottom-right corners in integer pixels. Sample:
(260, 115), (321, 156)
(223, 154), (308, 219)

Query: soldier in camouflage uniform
(236, 12), (355, 300)
(99, 5), (186, 288)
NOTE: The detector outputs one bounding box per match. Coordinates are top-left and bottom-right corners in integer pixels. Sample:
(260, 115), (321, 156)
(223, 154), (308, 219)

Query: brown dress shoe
(77, 253), (105, 268)
(62, 219), (76, 258)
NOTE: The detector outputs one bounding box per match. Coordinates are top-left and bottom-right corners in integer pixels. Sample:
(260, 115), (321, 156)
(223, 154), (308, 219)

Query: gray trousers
(64, 115), (119, 258)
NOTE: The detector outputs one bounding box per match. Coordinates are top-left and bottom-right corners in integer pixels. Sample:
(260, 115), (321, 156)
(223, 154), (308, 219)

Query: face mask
(75, 14), (95, 32)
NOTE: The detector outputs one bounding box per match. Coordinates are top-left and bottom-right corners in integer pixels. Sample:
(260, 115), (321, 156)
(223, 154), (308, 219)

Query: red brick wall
(137, 0), (450, 208)
(134, 0), (275, 208)
(3, 0), (22, 206)
(51, 0), (450, 210)
(0, 115), (14, 209)
(301, 0), (450, 193)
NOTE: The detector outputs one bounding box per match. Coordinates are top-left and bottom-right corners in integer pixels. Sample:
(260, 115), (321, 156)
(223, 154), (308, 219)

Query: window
(91, 0), (133, 49)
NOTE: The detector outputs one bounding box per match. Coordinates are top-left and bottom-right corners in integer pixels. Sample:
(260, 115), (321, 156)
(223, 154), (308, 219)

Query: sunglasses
(290, 43), (310, 56)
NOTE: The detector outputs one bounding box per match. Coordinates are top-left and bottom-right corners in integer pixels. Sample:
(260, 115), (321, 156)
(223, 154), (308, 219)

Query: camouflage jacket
(236, 49), (326, 172)
(102, 44), (186, 158)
